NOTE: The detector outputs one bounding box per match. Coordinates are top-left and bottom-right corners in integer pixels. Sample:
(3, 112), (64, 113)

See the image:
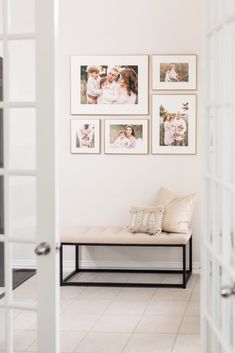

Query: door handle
(220, 285), (235, 298)
(34, 242), (51, 256)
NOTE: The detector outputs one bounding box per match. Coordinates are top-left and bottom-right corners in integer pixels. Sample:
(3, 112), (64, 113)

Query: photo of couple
(159, 101), (190, 147)
(160, 63), (189, 83)
(152, 95), (196, 155)
(80, 65), (138, 105)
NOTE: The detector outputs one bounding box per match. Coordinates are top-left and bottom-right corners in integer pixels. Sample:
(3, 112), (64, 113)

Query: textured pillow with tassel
(127, 205), (164, 236)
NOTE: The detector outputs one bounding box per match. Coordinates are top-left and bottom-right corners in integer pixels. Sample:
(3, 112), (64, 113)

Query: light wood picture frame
(152, 54), (197, 90)
(70, 119), (101, 154)
(152, 94), (197, 155)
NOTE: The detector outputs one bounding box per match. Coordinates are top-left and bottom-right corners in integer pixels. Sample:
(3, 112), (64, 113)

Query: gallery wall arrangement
(69, 54), (197, 155)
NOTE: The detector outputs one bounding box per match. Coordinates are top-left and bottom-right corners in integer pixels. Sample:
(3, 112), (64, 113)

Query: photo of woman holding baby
(104, 120), (148, 154)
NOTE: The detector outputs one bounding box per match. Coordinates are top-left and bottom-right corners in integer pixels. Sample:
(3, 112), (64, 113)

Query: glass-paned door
(202, 0), (235, 352)
(0, 1), (59, 352)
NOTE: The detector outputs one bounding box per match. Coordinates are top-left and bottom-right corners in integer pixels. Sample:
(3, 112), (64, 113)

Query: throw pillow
(156, 187), (196, 234)
(127, 205), (164, 236)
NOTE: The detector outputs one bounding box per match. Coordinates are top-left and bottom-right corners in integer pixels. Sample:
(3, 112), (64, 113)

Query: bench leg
(75, 244), (80, 272)
(60, 243), (64, 286)
(189, 236), (192, 273)
(182, 245), (186, 288)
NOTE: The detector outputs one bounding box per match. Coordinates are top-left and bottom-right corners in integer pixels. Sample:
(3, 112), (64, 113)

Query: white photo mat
(71, 55), (149, 115)
(152, 55), (197, 90)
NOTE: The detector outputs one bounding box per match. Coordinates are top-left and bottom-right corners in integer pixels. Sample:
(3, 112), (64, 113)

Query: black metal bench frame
(60, 235), (192, 288)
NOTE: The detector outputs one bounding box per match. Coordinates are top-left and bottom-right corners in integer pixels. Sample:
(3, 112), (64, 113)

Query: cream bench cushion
(61, 226), (192, 245)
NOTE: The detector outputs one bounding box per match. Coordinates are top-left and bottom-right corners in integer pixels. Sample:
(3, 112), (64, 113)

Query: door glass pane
(9, 108), (36, 170)
(0, 176), (4, 233)
(13, 309), (37, 351)
(8, 40), (35, 102)
(0, 0), (2, 34)
(0, 110), (4, 168)
(9, 0), (35, 34)
(0, 241), (4, 297)
(12, 243), (37, 306)
(0, 41), (3, 102)
(9, 176), (36, 239)
(0, 307), (6, 352)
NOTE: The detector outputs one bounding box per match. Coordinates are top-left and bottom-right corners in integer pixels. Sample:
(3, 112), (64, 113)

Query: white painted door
(0, 1), (59, 352)
(202, 0), (235, 352)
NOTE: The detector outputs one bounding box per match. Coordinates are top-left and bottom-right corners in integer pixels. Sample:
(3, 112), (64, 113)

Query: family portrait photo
(71, 56), (148, 115)
(80, 65), (138, 105)
(70, 119), (100, 154)
(105, 119), (148, 154)
(152, 55), (197, 90)
(152, 95), (196, 154)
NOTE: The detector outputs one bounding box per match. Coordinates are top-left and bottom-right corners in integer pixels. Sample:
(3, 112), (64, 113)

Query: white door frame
(36, 1), (59, 352)
(202, 0), (235, 352)
(0, 1), (59, 352)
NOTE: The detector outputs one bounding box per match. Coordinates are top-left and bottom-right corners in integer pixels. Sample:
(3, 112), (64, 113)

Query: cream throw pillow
(156, 187), (196, 234)
(127, 205), (164, 236)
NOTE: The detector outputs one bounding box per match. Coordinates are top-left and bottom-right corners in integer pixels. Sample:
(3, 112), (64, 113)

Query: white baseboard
(12, 259), (201, 274)
(64, 260), (200, 274)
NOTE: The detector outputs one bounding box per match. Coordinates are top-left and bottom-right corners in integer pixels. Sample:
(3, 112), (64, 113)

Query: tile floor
(0, 273), (200, 353)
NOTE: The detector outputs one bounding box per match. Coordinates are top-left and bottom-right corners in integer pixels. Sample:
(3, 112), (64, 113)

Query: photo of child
(71, 120), (100, 154)
(160, 63), (189, 83)
(76, 123), (95, 148)
(86, 66), (101, 104)
(97, 76), (118, 104)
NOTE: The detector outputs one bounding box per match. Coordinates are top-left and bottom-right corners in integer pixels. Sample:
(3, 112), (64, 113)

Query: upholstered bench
(60, 226), (192, 288)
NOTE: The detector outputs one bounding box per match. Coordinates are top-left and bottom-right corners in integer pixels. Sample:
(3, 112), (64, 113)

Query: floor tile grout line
(120, 287), (158, 352)
(169, 290), (195, 353)
(170, 278), (201, 353)
(71, 286), (123, 352)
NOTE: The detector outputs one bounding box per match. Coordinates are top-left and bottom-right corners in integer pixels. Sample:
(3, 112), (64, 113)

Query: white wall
(58, 0), (202, 270)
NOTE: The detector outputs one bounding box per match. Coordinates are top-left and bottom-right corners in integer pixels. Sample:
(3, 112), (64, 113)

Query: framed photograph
(152, 55), (197, 90)
(152, 95), (196, 154)
(70, 119), (100, 154)
(104, 119), (148, 154)
(70, 55), (148, 115)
